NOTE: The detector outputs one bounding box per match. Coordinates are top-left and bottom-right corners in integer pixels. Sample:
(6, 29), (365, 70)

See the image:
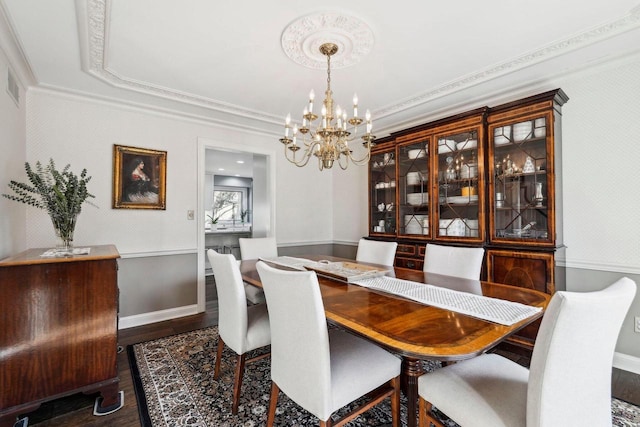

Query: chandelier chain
(326, 52), (331, 93)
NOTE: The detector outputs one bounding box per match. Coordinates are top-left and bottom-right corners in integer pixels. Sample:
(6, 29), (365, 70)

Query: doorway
(196, 138), (276, 312)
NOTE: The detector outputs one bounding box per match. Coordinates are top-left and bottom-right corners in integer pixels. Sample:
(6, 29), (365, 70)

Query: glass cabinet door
(435, 129), (483, 240)
(398, 139), (430, 237)
(370, 149), (396, 234)
(489, 113), (552, 244)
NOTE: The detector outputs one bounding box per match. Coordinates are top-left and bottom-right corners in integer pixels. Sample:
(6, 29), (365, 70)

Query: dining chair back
(527, 277), (636, 426)
(417, 276), (636, 427)
(207, 249), (271, 414)
(356, 238), (398, 266)
(239, 237), (278, 260)
(238, 237), (278, 304)
(423, 243), (484, 280)
(256, 260), (401, 427)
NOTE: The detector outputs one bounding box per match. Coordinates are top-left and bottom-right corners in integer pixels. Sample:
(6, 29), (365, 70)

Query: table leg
(401, 357), (424, 427)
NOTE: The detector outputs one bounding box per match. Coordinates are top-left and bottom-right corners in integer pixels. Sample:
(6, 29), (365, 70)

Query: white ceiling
(2, 0), (640, 141)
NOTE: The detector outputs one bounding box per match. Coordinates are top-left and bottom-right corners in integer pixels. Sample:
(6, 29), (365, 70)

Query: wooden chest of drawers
(0, 245), (121, 426)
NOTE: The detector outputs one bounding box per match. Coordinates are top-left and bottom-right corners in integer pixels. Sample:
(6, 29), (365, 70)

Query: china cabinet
(368, 89), (568, 348)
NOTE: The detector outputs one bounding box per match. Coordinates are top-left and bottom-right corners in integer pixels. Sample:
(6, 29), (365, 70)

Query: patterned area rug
(128, 326), (640, 427)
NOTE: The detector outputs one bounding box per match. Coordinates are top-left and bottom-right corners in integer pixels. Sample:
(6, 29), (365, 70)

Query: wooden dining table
(240, 255), (550, 427)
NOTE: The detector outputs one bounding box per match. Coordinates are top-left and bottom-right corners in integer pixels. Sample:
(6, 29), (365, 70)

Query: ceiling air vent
(6, 68), (20, 106)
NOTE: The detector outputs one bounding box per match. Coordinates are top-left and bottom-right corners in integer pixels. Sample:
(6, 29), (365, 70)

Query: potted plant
(3, 159), (94, 251)
(240, 209), (251, 224)
(206, 213), (220, 230)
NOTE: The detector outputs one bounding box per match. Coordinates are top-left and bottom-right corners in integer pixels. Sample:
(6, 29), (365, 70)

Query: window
(213, 190), (243, 221)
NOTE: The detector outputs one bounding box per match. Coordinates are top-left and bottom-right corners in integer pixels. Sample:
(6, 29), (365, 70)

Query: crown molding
(77, 0), (640, 128)
(79, 0), (282, 126)
(374, 7), (640, 120)
(0, 1), (36, 88)
(31, 83), (281, 137)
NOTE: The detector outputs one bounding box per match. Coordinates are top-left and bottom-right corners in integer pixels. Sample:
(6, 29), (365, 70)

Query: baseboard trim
(614, 352), (640, 375)
(119, 304), (199, 330)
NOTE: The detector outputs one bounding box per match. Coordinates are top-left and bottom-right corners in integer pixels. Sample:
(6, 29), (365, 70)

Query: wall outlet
(635, 316), (640, 333)
(187, 210), (194, 220)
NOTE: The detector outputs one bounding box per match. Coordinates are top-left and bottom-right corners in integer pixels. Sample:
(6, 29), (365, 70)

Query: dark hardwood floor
(17, 276), (640, 426)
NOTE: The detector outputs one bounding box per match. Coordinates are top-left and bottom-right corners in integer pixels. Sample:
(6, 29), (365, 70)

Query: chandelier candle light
(280, 43), (376, 170)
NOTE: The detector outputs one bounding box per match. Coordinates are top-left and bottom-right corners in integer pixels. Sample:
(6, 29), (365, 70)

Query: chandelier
(279, 43), (376, 171)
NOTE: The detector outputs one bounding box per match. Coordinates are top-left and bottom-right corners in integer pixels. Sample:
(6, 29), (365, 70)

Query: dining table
(240, 255), (550, 427)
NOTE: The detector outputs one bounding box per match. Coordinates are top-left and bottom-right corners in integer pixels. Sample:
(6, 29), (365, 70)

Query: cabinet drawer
(397, 244), (417, 256)
(396, 256), (423, 271)
(418, 245), (426, 257)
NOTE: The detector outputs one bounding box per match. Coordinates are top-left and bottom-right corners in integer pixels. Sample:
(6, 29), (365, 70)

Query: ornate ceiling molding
(375, 7), (640, 119)
(280, 12), (375, 69)
(81, 1), (640, 125)
(83, 0), (280, 124)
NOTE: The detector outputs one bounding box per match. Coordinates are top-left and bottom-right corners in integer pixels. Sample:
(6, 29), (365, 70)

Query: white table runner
(351, 276), (542, 326)
(258, 256), (312, 270)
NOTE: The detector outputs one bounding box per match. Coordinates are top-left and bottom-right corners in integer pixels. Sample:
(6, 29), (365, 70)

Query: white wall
(554, 54), (640, 275)
(551, 54), (640, 363)
(252, 154), (269, 237)
(24, 88), (335, 318)
(332, 161), (369, 245)
(0, 44), (26, 259)
(275, 154), (335, 247)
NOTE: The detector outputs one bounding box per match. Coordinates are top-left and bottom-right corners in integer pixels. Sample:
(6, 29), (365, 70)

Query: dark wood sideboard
(0, 245), (121, 426)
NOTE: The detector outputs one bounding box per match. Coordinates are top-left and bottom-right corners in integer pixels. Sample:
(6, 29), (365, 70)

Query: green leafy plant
(240, 209), (251, 223)
(206, 213), (219, 225)
(3, 159), (95, 248)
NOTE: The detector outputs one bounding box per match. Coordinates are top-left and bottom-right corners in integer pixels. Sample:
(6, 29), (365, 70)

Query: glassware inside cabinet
(436, 130), (480, 238)
(398, 140), (429, 236)
(370, 150), (396, 234)
(492, 116), (550, 240)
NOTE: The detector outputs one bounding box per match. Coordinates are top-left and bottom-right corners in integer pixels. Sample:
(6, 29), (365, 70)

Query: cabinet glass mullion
(398, 139), (430, 237)
(434, 129), (481, 239)
(370, 150), (396, 234)
(489, 114), (552, 243)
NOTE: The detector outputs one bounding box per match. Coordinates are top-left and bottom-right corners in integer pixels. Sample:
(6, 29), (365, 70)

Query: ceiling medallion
(281, 12), (375, 69)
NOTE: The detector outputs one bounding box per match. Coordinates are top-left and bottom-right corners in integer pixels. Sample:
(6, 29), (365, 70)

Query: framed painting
(112, 144), (167, 209)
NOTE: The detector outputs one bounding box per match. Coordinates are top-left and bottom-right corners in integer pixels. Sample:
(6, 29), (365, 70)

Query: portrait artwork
(112, 145), (167, 209)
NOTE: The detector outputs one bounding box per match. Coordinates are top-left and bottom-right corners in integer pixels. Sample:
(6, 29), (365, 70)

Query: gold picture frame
(112, 144), (166, 209)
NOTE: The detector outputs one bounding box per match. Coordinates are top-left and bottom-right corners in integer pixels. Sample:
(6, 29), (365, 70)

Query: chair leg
(213, 338), (225, 380)
(419, 397), (444, 427)
(418, 397), (428, 427)
(389, 376), (401, 427)
(266, 381), (280, 427)
(232, 353), (246, 415)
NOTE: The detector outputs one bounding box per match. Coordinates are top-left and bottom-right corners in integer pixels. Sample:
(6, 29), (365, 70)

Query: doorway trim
(196, 137), (276, 312)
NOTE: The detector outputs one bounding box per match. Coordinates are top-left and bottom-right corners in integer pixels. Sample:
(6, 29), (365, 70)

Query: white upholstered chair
(356, 238), (398, 266)
(256, 261), (402, 427)
(207, 249), (271, 415)
(238, 237), (278, 304)
(423, 243), (484, 280)
(417, 277), (637, 427)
